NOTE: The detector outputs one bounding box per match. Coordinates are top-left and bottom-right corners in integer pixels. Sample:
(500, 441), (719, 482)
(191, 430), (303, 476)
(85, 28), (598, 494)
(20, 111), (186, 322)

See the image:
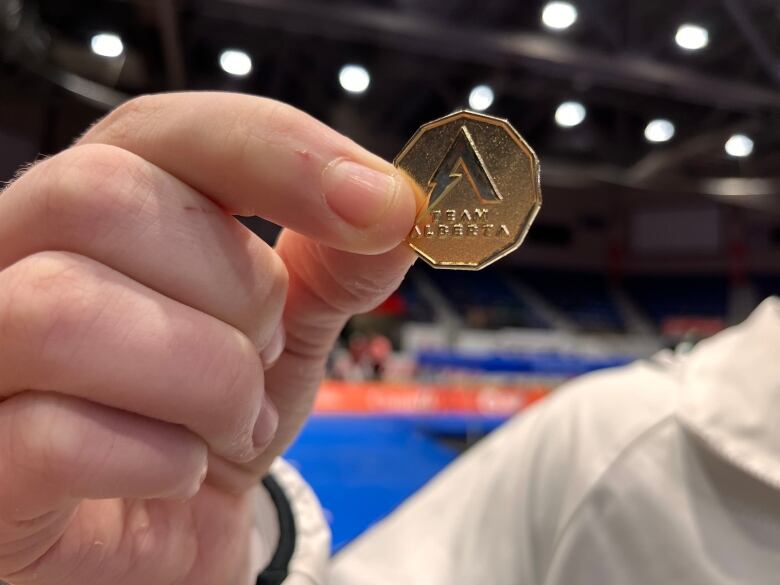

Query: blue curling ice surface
(284, 415), (497, 552)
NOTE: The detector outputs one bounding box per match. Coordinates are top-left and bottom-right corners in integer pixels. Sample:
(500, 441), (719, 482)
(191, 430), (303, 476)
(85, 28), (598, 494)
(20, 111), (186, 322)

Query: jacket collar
(677, 297), (780, 489)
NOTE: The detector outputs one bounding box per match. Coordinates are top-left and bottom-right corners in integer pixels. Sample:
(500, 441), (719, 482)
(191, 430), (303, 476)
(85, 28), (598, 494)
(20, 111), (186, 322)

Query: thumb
(272, 232), (416, 463)
(209, 229), (416, 490)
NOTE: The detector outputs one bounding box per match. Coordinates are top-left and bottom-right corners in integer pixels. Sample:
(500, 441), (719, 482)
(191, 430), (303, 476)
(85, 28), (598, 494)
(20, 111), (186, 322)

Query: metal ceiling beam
(42, 67), (129, 110)
(201, 0), (780, 111)
(543, 159), (780, 208)
(626, 118), (765, 183)
(720, 0), (780, 88)
(153, 0), (187, 89)
(2, 1), (129, 110)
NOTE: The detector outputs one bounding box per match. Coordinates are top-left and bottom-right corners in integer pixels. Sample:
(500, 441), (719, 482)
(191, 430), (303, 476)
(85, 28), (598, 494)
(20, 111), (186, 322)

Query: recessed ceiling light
(542, 1), (578, 31)
(675, 24), (709, 51)
(468, 84), (495, 111)
(219, 49), (253, 76)
(339, 64), (371, 94)
(725, 134), (754, 158)
(90, 33), (124, 58)
(555, 101), (586, 127)
(644, 119), (676, 143)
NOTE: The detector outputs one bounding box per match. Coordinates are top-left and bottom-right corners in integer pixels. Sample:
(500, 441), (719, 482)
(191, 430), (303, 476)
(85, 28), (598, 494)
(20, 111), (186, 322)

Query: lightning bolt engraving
(427, 125), (503, 210)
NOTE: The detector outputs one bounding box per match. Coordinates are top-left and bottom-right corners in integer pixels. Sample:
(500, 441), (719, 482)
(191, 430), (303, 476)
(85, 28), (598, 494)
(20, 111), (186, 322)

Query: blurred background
(2, 0), (780, 552)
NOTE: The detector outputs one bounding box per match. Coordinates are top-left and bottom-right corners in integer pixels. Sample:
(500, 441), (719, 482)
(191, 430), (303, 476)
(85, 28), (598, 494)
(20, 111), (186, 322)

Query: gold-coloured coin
(394, 110), (541, 270)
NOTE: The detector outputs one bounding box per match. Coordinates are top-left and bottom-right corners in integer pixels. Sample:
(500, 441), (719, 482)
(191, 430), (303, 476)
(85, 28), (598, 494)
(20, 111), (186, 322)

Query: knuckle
(4, 393), (81, 486)
(328, 255), (408, 312)
(0, 252), (94, 353)
(255, 98), (306, 139)
(234, 98), (320, 155)
(244, 247), (289, 336)
(35, 144), (156, 240)
(86, 94), (159, 145)
(336, 270), (402, 311)
(255, 98), (335, 154)
(308, 242), (403, 314)
(268, 254), (290, 314)
(218, 99), (298, 204)
(199, 332), (263, 454)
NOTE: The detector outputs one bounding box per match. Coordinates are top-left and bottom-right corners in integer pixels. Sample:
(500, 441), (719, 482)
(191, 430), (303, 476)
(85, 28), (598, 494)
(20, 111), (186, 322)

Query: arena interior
(2, 0), (780, 550)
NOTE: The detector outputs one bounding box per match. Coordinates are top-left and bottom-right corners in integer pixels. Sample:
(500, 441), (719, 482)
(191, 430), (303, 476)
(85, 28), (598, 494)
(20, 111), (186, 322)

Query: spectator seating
(624, 274), (728, 325)
(425, 267), (550, 329)
(518, 269), (624, 332)
(396, 278), (435, 322)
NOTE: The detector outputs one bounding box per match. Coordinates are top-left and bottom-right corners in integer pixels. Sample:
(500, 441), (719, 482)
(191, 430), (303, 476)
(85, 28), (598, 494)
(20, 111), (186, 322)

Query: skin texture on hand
(0, 93), (418, 584)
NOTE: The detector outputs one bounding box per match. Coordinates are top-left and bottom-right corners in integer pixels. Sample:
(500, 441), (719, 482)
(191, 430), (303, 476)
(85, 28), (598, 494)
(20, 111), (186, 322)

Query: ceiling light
(468, 84), (495, 111)
(644, 119), (676, 143)
(90, 33), (124, 58)
(219, 49), (253, 76)
(725, 134), (754, 158)
(555, 101), (586, 128)
(542, 2), (578, 31)
(339, 64), (371, 94)
(675, 24), (709, 51)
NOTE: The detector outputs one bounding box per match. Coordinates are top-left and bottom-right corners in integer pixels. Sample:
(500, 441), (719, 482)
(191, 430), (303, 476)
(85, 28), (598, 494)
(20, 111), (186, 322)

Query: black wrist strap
(257, 474), (297, 585)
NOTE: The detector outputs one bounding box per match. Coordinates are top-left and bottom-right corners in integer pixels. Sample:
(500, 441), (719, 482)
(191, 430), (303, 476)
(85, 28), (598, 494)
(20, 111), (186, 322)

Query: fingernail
(260, 323), (285, 370)
(253, 396), (279, 451)
(322, 159), (396, 227)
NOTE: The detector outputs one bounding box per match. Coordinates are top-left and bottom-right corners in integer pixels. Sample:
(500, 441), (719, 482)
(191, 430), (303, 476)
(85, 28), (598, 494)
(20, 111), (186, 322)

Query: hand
(0, 93), (418, 584)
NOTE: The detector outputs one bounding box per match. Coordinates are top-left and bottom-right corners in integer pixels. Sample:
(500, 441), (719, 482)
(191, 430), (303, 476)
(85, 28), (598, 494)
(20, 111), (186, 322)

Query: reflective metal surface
(395, 110), (541, 270)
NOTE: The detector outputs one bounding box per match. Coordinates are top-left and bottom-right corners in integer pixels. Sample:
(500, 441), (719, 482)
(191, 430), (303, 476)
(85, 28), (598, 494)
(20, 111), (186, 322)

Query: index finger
(78, 92), (419, 255)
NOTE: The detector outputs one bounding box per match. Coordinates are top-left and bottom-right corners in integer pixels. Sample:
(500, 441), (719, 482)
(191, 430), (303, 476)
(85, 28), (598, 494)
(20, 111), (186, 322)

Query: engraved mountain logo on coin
(427, 125), (503, 210)
(394, 110), (541, 270)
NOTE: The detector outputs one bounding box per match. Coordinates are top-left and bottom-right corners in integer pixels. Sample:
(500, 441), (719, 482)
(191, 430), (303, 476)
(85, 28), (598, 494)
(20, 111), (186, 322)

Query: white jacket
(255, 297), (780, 585)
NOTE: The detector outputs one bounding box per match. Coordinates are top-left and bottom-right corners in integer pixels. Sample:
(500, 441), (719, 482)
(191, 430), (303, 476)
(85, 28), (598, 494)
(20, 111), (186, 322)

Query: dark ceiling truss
(151, 0), (187, 89)
(194, 0), (780, 195)
(1, 0), (779, 200)
(200, 0), (780, 112)
(720, 0), (780, 88)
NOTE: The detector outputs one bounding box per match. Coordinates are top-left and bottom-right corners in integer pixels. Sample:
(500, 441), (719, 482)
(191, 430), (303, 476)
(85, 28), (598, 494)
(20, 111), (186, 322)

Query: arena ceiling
(2, 0), (780, 204)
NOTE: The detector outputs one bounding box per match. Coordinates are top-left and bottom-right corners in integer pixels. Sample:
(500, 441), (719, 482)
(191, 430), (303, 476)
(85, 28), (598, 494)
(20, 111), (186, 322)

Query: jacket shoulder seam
(542, 414), (677, 585)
